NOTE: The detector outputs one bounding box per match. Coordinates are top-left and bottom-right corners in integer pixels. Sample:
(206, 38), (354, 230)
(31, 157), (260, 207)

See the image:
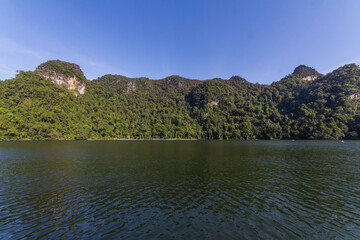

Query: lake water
(0, 140), (359, 239)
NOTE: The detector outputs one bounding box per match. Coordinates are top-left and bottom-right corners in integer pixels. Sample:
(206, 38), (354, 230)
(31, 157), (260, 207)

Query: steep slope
(273, 64), (360, 139)
(35, 60), (87, 96)
(0, 71), (89, 140)
(292, 65), (323, 81)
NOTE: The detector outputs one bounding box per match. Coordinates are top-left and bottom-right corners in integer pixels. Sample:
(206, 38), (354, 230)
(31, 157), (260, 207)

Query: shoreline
(0, 138), (357, 142)
(0, 138), (200, 142)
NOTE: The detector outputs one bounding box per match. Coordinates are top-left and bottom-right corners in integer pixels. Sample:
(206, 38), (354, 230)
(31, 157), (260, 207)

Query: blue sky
(1, 0), (360, 84)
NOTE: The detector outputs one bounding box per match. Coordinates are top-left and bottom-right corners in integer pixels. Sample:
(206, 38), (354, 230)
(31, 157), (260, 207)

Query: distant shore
(0, 138), (356, 142)
(0, 138), (200, 141)
(87, 138), (198, 141)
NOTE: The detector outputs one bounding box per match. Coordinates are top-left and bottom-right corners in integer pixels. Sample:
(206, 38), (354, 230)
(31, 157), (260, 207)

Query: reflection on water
(0, 141), (360, 239)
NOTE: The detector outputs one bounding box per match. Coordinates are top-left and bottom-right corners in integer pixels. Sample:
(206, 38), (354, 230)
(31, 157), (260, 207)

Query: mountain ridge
(1, 60), (360, 140)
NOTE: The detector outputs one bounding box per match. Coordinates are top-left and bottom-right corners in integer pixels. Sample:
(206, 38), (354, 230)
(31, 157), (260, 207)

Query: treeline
(1, 61), (360, 140)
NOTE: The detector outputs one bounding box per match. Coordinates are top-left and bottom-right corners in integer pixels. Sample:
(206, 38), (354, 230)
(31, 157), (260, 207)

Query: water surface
(0, 141), (359, 239)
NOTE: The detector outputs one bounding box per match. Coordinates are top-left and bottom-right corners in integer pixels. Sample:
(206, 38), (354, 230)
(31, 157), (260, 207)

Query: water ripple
(0, 140), (360, 239)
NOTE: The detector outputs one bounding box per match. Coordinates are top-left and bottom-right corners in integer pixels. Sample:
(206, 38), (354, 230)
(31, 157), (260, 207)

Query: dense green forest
(1, 60), (360, 140)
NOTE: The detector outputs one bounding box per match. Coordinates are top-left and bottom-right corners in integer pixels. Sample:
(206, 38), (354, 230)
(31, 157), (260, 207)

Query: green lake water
(0, 140), (359, 239)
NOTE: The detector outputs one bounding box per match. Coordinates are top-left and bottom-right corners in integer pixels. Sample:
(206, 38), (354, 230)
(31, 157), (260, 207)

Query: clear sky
(1, 0), (360, 84)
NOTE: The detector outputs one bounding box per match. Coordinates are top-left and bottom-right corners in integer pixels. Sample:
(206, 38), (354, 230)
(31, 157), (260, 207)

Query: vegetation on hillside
(1, 60), (360, 140)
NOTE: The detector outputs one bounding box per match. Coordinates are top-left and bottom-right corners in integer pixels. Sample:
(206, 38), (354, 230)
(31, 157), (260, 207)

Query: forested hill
(1, 60), (360, 140)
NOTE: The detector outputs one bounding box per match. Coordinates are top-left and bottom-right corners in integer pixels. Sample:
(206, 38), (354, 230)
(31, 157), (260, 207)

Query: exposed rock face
(165, 76), (184, 89)
(35, 60), (86, 96)
(37, 70), (86, 95)
(293, 65), (321, 81)
(350, 94), (358, 99)
(302, 75), (318, 81)
(124, 81), (136, 94)
(166, 78), (183, 88)
(208, 100), (219, 106)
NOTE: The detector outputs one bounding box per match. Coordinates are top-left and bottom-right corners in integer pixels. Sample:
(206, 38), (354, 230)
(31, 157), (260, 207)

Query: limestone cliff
(301, 75), (318, 81)
(124, 81), (136, 94)
(35, 60), (87, 96)
(293, 65), (322, 81)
